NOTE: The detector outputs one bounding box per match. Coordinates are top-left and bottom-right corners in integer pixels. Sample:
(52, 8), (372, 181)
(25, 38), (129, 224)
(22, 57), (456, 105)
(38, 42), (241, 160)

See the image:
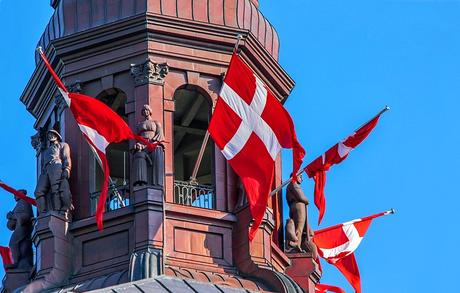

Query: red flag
(305, 109), (387, 225)
(0, 246), (13, 267)
(209, 53), (305, 240)
(315, 283), (345, 293)
(38, 49), (158, 231)
(313, 210), (393, 293)
(0, 182), (37, 206)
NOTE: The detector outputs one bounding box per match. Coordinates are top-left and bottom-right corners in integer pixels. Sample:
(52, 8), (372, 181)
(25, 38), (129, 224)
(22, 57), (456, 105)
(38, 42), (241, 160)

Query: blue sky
(0, 1), (459, 292)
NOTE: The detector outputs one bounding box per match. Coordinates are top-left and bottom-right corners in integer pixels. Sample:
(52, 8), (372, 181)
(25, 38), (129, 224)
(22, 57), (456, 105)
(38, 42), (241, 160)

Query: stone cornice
(20, 13), (295, 126)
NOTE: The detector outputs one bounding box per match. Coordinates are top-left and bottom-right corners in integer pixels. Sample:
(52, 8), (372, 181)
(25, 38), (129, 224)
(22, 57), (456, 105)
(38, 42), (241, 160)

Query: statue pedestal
(285, 252), (321, 293)
(129, 187), (164, 281)
(2, 269), (31, 293)
(24, 212), (71, 292)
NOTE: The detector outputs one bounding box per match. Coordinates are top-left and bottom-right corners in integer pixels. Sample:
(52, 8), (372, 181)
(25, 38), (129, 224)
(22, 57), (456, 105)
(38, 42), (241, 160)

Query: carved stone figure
(132, 142), (153, 187)
(31, 127), (46, 156)
(137, 105), (165, 186)
(302, 227), (319, 258)
(34, 129), (72, 214)
(5, 190), (34, 270)
(285, 174), (309, 252)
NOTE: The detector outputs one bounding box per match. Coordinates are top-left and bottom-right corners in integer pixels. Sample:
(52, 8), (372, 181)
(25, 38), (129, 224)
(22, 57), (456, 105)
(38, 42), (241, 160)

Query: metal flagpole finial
(384, 105), (390, 111)
(37, 46), (44, 54)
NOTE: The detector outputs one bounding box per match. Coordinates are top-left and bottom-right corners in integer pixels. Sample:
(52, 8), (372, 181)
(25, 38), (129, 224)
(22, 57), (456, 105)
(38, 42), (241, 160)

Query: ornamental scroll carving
(130, 59), (169, 86)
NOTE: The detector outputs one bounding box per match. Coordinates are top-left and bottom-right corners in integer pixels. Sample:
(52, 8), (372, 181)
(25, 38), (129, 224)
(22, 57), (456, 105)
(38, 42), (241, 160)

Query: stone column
(2, 269), (31, 293)
(128, 59), (168, 281)
(23, 212), (72, 293)
(285, 253), (321, 292)
(129, 58), (168, 126)
(128, 187), (164, 281)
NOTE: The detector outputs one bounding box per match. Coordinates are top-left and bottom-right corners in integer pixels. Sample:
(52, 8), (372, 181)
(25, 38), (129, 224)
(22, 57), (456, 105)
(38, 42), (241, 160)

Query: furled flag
(313, 210), (394, 293)
(38, 48), (158, 231)
(208, 53), (305, 241)
(304, 107), (388, 225)
(0, 181), (37, 206)
(0, 246), (13, 267)
(315, 283), (345, 293)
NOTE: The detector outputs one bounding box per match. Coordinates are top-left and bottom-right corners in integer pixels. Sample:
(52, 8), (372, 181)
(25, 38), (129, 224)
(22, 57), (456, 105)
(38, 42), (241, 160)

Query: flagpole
(269, 105), (391, 196)
(314, 209), (395, 234)
(189, 34), (242, 184)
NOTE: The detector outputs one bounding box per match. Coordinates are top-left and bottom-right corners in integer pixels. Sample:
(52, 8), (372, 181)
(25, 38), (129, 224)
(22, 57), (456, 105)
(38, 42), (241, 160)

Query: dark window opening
(173, 87), (215, 209)
(89, 88), (130, 215)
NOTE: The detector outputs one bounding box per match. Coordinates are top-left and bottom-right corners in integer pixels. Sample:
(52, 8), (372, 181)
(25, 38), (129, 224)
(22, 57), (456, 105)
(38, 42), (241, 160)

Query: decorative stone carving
(136, 105), (165, 187)
(50, 0), (60, 9)
(67, 81), (82, 93)
(5, 190), (34, 270)
(130, 59), (169, 86)
(54, 94), (68, 116)
(128, 248), (162, 281)
(34, 129), (72, 215)
(132, 142), (152, 187)
(31, 128), (46, 156)
(285, 174), (310, 252)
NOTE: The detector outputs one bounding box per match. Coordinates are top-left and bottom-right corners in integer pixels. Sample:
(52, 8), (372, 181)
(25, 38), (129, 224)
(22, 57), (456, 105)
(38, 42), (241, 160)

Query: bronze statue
(285, 174), (309, 252)
(137, 105), (165, 186)
(5, 190), (34, 270)
(132, 142), (152, 187)
(34, 129), (72, 214)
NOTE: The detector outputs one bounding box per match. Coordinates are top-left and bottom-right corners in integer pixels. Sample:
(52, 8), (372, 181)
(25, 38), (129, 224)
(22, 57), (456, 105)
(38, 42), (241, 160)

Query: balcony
(173, 180), (214, 210)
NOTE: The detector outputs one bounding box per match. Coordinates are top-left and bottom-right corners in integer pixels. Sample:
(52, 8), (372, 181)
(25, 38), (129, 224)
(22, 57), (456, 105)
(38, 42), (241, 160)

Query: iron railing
(173, 180), (215, 209)
(90, 183), (130, 215)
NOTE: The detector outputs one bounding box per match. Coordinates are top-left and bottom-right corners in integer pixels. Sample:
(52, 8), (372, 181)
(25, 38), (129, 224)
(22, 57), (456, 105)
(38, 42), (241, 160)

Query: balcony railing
(173, 180), (215, 209)
(90, 183), (130, 216)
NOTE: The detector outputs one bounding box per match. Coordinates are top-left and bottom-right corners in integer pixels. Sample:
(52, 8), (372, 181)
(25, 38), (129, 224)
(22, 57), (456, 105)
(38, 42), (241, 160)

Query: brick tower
(2, 1), (321, 292)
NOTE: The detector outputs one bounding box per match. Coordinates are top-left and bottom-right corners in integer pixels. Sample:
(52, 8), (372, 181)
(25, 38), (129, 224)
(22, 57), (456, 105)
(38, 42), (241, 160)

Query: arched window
(173, 87), (215, 209)
(89, 88), (130, 215)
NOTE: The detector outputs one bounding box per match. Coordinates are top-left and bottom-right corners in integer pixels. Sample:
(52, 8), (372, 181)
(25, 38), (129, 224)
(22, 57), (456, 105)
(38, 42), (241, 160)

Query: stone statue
(285, 174), (309, 252)
(132, 142), (152, 187)
(34, 129), (72, 214)
(302, 227), (319, 258)
(137, 104), (165, 186)
(5, 190), (34, 270)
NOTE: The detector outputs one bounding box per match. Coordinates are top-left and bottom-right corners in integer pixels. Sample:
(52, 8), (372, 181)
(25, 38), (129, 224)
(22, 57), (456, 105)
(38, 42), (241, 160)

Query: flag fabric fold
(208, 53), (305, 240)
(313, 210), (392, 293)
(305, 113), (383, 225)
(38, 49), (158, 230)
(0, 182), (37, 206)
(0, 246), (13, 267)
(315, 283), (346, 293)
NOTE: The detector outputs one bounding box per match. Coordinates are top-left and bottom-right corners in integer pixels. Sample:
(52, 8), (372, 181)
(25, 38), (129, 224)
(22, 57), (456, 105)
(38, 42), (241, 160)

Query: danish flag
(313, 210), (394, 293)
(0, 246), (13, 267)
(38, 48), (157, 231)
(305, 108), (388, 225)
(315, 283), (345, 293)
(209, 53), (305, 240)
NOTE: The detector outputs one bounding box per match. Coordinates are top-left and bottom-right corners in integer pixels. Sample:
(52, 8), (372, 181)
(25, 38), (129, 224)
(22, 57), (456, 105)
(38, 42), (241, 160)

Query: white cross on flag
(313, 210), (393, 293)
(209, 53), (305, 241)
